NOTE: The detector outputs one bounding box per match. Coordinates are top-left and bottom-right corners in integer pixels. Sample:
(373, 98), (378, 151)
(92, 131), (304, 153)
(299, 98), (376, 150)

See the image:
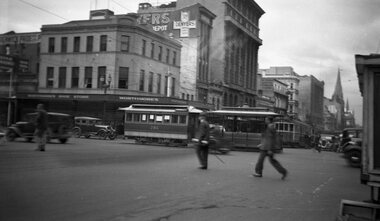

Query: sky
(1, 0), (379, 125)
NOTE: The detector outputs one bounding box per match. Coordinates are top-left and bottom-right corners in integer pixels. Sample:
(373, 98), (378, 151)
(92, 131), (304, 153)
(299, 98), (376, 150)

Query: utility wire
(18, 0), (69, 21)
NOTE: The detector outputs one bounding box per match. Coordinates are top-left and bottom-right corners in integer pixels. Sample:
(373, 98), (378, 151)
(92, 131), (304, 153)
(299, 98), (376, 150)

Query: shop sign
(173, 11), (196, 37)
(137, 12), (171, 32)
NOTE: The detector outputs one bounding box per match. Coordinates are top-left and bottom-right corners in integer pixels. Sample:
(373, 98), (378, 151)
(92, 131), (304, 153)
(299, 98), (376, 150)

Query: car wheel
(108, 133), (116, 140)
(59, 138), (68, 144)
(347, 150), (361, 167)
(98, 131), (106, 139)
(6, 130), (16, 141)
(72, 128), (81, 138)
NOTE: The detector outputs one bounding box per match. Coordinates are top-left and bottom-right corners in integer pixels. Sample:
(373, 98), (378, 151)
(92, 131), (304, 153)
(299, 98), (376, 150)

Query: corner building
(177, 0), (264, 107)
(33, 11), (182, 123)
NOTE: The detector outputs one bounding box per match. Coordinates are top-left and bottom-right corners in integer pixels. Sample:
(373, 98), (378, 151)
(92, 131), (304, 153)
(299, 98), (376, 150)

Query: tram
(274, 119), (313, 148)
(118, 104), (203, 145)
(206, 107), (282, 152)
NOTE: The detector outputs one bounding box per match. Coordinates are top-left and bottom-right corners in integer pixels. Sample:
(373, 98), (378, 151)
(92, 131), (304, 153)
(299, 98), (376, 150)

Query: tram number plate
(150, 126), (160, 130)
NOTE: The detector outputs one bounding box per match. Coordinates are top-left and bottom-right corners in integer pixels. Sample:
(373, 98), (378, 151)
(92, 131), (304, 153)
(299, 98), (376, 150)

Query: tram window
(279, 123), (284, 131)
(164, 115), (171, 124)
(133, 113), (140, 122)
(141, 114), (147, 122)
(156, 115), (163, 123)
(149, 114), (155, 123)
(179, 115), (187, 124)
(172, 115), (179, 124)
(284, 124), (288, 131)
(289, 124), (294, 132)
(126, 113), (132, 122)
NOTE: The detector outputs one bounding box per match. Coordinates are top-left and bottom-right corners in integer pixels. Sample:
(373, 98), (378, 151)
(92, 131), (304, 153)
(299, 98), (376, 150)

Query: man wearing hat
(195, 112), (210, 170)
(34, 103), (48, 151)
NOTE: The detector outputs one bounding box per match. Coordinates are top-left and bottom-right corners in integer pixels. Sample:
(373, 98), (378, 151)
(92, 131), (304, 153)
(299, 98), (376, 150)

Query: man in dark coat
(195, 112), (210, 170)
(34, 103), (48, 151)
(253, 117), (288, 179)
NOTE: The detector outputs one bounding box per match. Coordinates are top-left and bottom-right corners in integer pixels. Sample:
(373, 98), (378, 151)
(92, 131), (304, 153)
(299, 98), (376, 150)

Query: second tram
(207, 107), (282, 152)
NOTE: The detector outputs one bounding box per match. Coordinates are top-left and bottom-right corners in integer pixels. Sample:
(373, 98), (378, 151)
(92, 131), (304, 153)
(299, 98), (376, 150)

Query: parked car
(5, 112), (73, 143)
(339, 128), (363, 167)
(72, 116), (116, 140)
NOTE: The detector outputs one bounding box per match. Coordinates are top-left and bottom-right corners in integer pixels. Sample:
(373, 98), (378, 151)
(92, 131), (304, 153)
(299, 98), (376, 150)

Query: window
(86, 36), (93, 52)
(141, 114), (147, 122)
(172, 115), (179, 124)
(142, 39), (146, 56)
(172, 51), (176, 65)
(58, 67), (66, 88)
(164, 115), (170, 124)
(182, 93), (185, 99)
(157, 73), (161, 94)
(156, 115), (163, 123)
(121, 35), (130, 52)
(139, 69), (145, 91)
(48, 37), (55, 53)
(166, 48), (170, 63)
(126, 113), (132, 122)
(171, 77), (175, 97)
(85, 67), (92, 88)
(61, 37), (67, 53)
(158, 46), (162, 61)
(179, 115), (186, 124)
(148, 72), (153, 93)
(133, 113), (140, 122)
(46, 67), (54, 88)
(73, 36), (80, 52)
(71, 67), (79, 88)
(100, 35), (107, 51)
(164, 76), (168, 96)
(150, 42), (155, 58)
(119, 67), (129, 89)
(98, 66), (106, 88)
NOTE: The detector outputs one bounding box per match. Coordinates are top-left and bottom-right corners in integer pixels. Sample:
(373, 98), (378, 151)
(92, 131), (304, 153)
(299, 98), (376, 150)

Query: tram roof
(207, 109), (280, 117)
(118, 104), (203, 113)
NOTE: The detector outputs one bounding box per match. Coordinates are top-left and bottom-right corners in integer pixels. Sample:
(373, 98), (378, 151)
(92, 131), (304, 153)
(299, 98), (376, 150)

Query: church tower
(332, 69), (345, 129)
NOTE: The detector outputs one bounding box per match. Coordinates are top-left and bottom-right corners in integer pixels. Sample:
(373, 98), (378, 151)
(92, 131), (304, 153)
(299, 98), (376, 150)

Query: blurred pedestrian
(314, 133), (321, 153)
(34, 104), (48, 151)
(252, 117), (288, 180)
(195, 112), (210, 170)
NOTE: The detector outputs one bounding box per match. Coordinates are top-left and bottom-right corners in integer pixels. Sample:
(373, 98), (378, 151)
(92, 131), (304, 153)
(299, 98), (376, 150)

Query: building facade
(0, 31), (40, 126)
(257, 73), (288, 114)
(260, 67), (300, 119)
(298, 75), (325, 131)
(137, 2), (217, 107)
(175, 0), (264, 108)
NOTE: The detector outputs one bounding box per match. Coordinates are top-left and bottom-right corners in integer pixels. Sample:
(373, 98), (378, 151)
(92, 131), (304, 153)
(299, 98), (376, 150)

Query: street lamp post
(102, 75), (112, 122)
(7, 68), (13, 126)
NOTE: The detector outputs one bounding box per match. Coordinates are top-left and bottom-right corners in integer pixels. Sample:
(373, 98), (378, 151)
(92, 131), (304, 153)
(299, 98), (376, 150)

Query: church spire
(332, 68), (344, 103)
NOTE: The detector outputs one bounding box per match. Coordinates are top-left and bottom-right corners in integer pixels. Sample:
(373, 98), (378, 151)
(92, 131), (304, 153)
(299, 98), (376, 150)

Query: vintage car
(72, 116), (116, 140)
(340, 127), (363, 167)
(5, 112), (73, 143)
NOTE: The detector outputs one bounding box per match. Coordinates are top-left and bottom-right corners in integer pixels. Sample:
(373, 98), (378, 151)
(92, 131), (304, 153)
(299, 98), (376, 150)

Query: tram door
(188, 113), (199, 140)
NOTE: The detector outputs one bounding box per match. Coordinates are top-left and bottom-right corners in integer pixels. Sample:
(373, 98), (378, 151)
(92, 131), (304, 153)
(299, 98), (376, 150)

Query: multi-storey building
(298, 75), (325, 132)
(175, 0), (264, 107)
(260, 67), (300, 119)
(137, 2), (217, 107)
(18, 11), (184, 124)
(257, 73), (288, 114)
(0, 31), (40, 126)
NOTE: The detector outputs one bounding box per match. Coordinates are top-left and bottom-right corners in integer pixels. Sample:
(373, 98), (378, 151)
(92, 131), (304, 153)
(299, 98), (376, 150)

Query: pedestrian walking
(252, 117), (288, 180)
(314, 133), (321, 153)
(195, 112), (210, 170)
(34, 103), (48, 151)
